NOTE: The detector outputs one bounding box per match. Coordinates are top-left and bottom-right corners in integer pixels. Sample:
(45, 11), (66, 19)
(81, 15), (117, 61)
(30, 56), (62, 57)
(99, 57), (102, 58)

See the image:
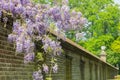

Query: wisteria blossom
(33, 70), (43, 80)
(0, 0), (86, 79)
(24, 52), (35, 64)
(42, 36), (62, 56)
(42, 64), (49, 73)
(52, 63), (58, 73)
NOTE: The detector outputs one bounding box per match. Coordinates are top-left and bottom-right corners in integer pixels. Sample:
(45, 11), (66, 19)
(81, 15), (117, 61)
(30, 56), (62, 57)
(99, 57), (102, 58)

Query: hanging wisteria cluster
(0, 0), (86, 80)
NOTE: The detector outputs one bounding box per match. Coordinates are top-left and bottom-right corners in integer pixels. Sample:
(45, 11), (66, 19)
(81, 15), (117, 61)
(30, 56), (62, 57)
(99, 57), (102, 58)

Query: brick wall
(0, 24), (118, 80)
(62, 49), (118, 80)
(0, 26), (34, 80)
(57, 39), (118, 80)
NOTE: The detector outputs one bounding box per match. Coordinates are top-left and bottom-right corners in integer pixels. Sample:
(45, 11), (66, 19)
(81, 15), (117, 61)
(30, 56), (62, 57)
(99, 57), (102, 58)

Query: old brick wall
(57, 39), (118, 80)
(63, 49), (118, 80)
(0, 26), (34, 80)
(0, 25), (118, 80)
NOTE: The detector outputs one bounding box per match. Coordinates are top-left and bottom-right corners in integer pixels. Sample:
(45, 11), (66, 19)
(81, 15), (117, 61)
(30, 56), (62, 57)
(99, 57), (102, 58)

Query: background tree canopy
(68, 0), (120, 66)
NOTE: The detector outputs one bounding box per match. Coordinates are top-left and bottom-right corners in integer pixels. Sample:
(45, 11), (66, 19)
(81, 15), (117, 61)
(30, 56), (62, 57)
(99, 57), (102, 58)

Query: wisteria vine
(0, 0), (86, 80)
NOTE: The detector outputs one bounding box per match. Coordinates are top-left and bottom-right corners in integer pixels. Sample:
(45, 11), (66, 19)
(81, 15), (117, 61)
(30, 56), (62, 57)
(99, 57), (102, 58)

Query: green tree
(79, 34), (114, 55)
(68, 0), (120, 65)
(70, 0), (120, 37)
(111, 37), (120, 53)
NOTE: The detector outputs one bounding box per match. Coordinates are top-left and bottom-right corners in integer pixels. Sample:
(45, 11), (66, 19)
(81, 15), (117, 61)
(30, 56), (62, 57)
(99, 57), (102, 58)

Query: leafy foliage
(79, 35), (114, 55)
(71, 0), (120, 37)
(111, 37), (120, 53)
(67, 0), (120, 65)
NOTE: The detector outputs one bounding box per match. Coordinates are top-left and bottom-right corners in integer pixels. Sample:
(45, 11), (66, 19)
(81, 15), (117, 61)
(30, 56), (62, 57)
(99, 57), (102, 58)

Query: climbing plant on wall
(0, 0), (86, 80)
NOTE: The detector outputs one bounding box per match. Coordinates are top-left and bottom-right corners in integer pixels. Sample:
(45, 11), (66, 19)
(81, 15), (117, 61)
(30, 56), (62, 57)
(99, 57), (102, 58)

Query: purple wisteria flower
(0, 10), (2, 17)
(52, 63), (58, 73)
(13, 21), (20, 32)
(23, 39), (31, 53)
(9, 1), (15, 12)
(79, 18), (87, 25)
(37, 22), (46, 35)
(16, 41), (23, 53)
(14, 4), (24, 14)
(36, 14), (43, 22)
(23, 38), (34, 53)
(2, 2), (9, 11)
(26, 6), (33, 17)
(17, 27), (24, 36)
(43, 43), (49, 52)
(61, 5), (70, 20)
(42, 36), (62, 55)
(75, 32), (85, 41)
(8, 34), (17, 42)
(33, 70), (43, 80)
(20, 0), (30, 5)
(77, 12), (82, 19)
(42, 64), (49, 73)
(24, 52), (35, 64)
(62, 0), (69, 5)
(12, 0), (21, 5)
(3, 17), (8, 23)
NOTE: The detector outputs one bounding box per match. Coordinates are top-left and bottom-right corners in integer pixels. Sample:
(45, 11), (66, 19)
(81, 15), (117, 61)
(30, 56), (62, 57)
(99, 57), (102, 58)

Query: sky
(114, 0), (120, 4)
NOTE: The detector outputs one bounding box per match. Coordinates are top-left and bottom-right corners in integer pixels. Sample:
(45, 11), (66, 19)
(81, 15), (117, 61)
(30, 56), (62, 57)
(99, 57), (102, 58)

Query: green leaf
(37, 52), (44, 61)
